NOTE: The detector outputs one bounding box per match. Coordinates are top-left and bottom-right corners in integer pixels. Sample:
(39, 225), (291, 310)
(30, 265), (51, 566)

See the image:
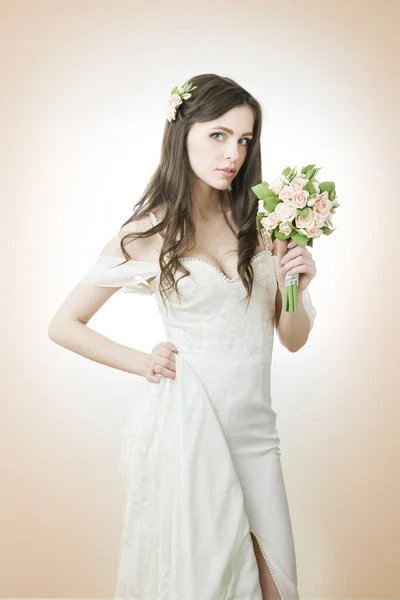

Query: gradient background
(1, 1), (399, 598)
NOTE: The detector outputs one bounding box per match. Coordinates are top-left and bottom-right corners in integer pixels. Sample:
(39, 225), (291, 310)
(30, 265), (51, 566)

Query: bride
(48, 73), (317, 600)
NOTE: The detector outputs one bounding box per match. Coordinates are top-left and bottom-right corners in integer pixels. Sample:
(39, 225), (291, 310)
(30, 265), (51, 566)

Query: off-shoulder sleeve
(78, 254), (160, 295)
(271, 255), (316, 330)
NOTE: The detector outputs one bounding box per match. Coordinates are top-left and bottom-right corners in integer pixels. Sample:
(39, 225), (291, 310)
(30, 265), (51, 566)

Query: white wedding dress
(79, 210), (316, 600)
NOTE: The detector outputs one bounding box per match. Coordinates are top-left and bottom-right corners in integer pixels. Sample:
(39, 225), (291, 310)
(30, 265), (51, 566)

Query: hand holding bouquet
(252, 164), (339, 312)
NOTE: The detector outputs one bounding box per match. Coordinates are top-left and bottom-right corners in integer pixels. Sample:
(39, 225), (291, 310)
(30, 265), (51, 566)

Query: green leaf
(305, 166), (322, 180)
(322, 226), (336, 236)
(297, 207), (309, 218)
(251, 182), (271, 199)
(307, 238), (314, 248)
(291, 231), (309, 247)
(264, 197), (280, 212)
(282, 167), (293, 178)
(171, 86), (180, 95)
(301, 164), (316, 175)
(303, 181), (316, 194)
(312, 167), (322, 178)
(256, 212), (266, 231)
(275, 230), (290, 240)
(318, 181), (335, 194)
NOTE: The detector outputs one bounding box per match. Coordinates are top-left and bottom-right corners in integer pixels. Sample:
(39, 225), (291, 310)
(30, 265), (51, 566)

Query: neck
(191, 181), (230, 221)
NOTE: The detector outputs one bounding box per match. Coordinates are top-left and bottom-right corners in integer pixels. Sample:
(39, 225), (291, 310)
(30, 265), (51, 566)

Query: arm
(272, 237), (316, 352)
(48, 285), (149, 377)
(274, 287), (311, 353)
(47, 215), (158, 377)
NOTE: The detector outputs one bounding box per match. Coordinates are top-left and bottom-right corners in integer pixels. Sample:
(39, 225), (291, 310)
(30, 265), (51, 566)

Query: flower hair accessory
(164, 81), (198, 122)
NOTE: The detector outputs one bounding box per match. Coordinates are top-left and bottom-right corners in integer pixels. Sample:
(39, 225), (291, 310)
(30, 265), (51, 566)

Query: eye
(210, 132), (224, 141)
(210, 132), (252, 146)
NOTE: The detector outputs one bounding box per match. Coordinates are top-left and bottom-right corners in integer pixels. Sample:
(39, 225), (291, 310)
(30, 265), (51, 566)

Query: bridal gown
(78, 210), (316, 600)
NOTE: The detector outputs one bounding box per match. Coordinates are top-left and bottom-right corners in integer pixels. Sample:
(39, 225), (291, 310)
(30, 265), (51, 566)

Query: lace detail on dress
(115, 379), (177, 599)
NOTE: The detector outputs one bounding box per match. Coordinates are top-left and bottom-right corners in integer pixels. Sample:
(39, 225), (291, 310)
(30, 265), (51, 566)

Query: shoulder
(99, 212), (161, 263)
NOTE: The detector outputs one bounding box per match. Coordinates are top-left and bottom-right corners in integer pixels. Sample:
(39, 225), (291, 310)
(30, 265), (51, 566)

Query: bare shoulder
(48, 212), (160, 334)
(99, 212), (162, 263)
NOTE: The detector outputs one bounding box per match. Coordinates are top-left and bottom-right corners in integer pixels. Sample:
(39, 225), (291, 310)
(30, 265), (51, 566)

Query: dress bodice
(78, 210), (316, 358)
(151, 248), (278, 357)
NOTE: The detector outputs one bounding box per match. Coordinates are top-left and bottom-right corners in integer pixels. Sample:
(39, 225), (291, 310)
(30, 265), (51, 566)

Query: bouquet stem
(283, 273), (299, 312)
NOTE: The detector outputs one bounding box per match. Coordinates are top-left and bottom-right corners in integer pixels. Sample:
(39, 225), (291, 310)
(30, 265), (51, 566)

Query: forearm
(48, 320), (148, 377)
(275, 288), (311, 352)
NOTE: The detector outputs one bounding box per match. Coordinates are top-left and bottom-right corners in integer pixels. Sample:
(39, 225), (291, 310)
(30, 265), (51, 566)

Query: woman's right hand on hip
(144, 341), (179, 383)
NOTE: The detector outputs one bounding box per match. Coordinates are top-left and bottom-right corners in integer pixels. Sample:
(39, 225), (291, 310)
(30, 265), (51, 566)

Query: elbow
(48, 321), (62, 342)
(47, 318), (72, 343)
(48, 317), (86, 343)
(286, 334), (310, 353)
(287, 344), (302, 353)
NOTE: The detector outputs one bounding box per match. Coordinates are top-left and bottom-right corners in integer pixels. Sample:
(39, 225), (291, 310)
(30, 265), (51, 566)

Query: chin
(212, 179), (231, 190)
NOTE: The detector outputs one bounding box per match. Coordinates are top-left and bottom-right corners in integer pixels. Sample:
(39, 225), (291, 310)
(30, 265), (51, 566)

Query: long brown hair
(118, 73), (264, 309)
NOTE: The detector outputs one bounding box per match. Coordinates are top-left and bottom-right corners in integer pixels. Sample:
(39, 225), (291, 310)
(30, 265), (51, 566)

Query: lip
(217, 168), (236, 176)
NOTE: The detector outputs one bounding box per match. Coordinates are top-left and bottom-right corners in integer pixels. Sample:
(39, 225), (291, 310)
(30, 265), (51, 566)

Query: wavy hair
(118, 73), (264, 310)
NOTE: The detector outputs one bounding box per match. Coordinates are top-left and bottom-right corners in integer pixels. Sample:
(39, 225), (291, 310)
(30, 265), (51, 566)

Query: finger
(281, 246), (311, 265)
(152, 363), (176, 380)
(160, 341), (179, 353)
(275, 239), (288, 261)
(154, 355), (176, 373)
(284, 263), (315, 277)
(282, 258), (314, 275)
(282, 254), (313, 270)
(157, 342), (178, 357)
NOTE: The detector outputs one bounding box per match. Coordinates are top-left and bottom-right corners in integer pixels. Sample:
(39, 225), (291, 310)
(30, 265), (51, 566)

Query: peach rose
(278, 185), (295, 200)
(314, 214), (326, 228)
(261, 212), (280, 231)
(275, 200), (297, 222)
(279, 222), (293, 236)
(314, 191), (332, 219)
(291, 176), (308, 192)
(269, 178), (284, 195)
(169, 94), (183, 107)
(295, 207), (315, 230)
(292, 190), (309, 209)
(306, 225), (323, 239)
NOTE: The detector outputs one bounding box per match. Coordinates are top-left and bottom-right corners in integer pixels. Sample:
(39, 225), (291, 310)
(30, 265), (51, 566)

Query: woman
(48, 73), (317, 600)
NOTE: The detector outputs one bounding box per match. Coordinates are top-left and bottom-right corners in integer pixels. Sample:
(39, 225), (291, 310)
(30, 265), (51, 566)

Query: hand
(275, 239), (317, 295)
(144, 341), (179, 384)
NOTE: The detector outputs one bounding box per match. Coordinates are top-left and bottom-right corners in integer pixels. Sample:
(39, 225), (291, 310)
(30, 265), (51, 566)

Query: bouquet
(252, 164), (339, 312)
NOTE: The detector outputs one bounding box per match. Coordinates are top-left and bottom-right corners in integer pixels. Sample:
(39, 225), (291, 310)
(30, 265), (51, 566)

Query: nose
(224, 140), (240, 162)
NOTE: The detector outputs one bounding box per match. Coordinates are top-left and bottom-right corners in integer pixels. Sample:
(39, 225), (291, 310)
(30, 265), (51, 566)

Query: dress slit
(250, 529), (285, 600)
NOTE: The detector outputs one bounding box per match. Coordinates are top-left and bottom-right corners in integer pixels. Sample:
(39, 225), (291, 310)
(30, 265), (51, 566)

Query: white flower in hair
(165, 103), (177, 122)
(169, 94), (183, 107)
(165, 80), (198, 122)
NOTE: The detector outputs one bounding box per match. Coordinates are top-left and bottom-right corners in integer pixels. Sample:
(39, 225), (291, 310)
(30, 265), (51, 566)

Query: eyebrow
(210, 126), (253, 137)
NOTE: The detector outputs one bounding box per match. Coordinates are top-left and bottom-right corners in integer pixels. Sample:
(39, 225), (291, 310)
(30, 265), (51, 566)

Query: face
(186, 105), (255, 193)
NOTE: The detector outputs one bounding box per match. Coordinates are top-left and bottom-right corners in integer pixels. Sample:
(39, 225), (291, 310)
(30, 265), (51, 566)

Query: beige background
(1, 0), (399, 598)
